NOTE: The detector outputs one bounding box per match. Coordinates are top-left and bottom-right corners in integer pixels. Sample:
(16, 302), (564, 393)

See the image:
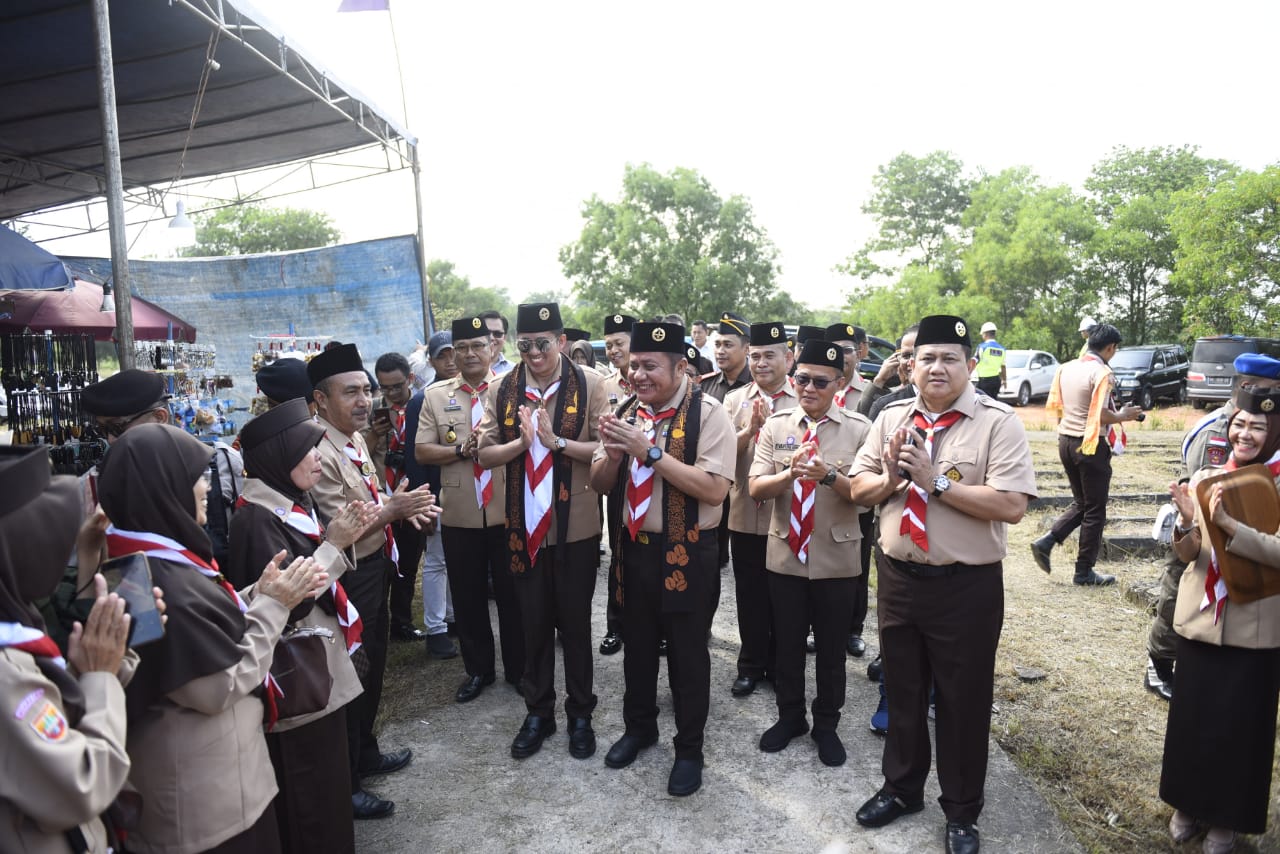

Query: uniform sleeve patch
(14, 688), (44, 720)
(944, 466), (963, 482)
(29, 701), (68, 742)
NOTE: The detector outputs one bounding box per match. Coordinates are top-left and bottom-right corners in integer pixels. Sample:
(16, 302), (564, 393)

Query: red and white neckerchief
(625, 403), (678, 540)
(460, 380), (492, 509)
(106, 526), (247, 611)
(0, 623), (66, 669)
(899, 409), (965, 552)
(1201, 448), (1280, 623)
(383, 404), (407, 493)
(1082, 352), (1127, 456)
(834, 378), (863, 409)
(523, 378), (561, 563)
(338, 438), (399, 565)
(233, 496), (364, 653)
(751, 381), (793, 443)
(788, 415), (829, 563)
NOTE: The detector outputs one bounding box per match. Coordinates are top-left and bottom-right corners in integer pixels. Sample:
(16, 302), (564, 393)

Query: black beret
(718, 311), (750, 338)
(630, 322), (687, 355)
(1232, 385), (1280, 416)
(915, 315), (971, 349)
(796, 339), (844, 372)
(452, 315), (489, 342)
(307, 342), (365, 386)
(80, 369), (169, 417)
(238, 398), (323, 452)
(255, 358), (312, 405)
(794, 325), (825, 347)
(749, 321), (787, 347)
(603, 314), (637, 336)
(564, 328), (590, 342)
(516, 302), (562, 333)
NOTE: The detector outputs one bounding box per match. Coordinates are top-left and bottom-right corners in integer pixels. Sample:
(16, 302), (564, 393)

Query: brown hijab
(97, 424), (245, 720)
(240, 398), (325, 507)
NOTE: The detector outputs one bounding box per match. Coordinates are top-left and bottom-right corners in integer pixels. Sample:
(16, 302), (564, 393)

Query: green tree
(1083, 146), (1235, 344)
(560, 164), (782, 322)
(181, 203), (341, 256)
(1170, 165), (1280, 338)
(424, 259), (511, 329)
(839, 151), (972, 284)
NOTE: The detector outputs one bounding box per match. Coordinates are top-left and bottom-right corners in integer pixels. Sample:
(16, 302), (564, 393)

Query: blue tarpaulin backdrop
(1, 226), (73, 290)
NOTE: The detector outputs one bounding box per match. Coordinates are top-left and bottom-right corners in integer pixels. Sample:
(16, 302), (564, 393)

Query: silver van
(1187, 336), (1280, 408)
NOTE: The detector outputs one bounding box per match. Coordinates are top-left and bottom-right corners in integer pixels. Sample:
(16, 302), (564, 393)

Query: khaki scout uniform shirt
(313, 417), (388, 561)
(1181, 405), (1232, 478)
(592, 376), (736, 532)
(418, 372), (507, 529)
(850, 384), (1037, 565)
(600, 371), (634, 414)
(1054, 357), (1112, 438)
(752, 403), (871, 580)
(0, 651), (131, 854)
(837, 372), (868, 411)
(724, 380), (799, 534)
(475, 361), (609, 546)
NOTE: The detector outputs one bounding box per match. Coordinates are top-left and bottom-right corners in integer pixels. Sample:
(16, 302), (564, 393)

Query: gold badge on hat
(471, 318), (482, 329)
(1264, 398), (1276, 412)
(845, 325), (854, 335)
(538, 307), (550, 321)
(652, 327), (667, 342)
(955, 321), (967, 337)
(771, 327), (780, 339)
(827, 347), (838, 362)
(613, 314), (623, 324)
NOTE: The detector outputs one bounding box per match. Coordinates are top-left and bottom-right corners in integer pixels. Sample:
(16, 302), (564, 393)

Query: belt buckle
(635, 532), (650, 545)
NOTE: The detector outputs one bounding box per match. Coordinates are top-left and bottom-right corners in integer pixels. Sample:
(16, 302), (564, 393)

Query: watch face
(647, 446), (662, 464)
(934, 475), (950, 492)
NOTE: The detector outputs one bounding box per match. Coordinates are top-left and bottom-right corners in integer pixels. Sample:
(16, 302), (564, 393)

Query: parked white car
(998, 349), (1059, 406)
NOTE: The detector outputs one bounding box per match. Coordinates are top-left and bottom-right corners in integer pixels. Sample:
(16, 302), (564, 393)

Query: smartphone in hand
(96, 553), (165, 647)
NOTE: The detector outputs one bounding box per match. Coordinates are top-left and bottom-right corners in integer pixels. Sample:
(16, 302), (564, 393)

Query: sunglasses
(793, 374), (835, 390)
(516, 338), (556, 353)
(98, 409), (155, 438)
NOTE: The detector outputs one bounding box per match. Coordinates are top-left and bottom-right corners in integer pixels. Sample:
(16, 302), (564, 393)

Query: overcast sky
(36, 0), (1280, 310)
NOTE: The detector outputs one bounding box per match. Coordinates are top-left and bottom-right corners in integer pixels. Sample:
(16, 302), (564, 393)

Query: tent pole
(411, 143), (433, 340)
(91, 0), (135, 370)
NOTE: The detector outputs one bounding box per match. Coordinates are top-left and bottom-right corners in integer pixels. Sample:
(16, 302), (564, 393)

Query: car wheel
(1176, 382), (1188, 405)
(1139, 385), (1154, 411)
(1192, 398), (1206, 410)
(1016, 383), (1030, 407)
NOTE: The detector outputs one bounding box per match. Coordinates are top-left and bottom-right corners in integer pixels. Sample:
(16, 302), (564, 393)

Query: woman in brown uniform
(1162, 387), (1280, 854)
(0, 446), (145, 853)
(97, 424), (325, 854)
(227, 398), (377, 850)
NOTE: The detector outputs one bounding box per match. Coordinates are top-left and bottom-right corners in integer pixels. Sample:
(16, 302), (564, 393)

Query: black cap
(824, 323), (857, 343)
(564, 328), (590, 342)
(255, 358), (312, 405)
(604, 314), (637, 336)
(749, 321), (787, 347)
(81, 369), (169, 417)
(307, 342), (365, 386)
(1232, 385), (1280, 415)
(516, 302), (562, 333)
(452, 316), (489, 342)
(794, 325), (825, 347)
(630, 322), (687, 355)
(915, 315), (971, 349)
(238, 398), (323, 452)
(796, 339), (844, 372)
(718, 311), (750, 338)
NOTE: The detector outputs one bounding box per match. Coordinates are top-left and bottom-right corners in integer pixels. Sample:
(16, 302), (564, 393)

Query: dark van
(1110, 345), (1189, 409)
(1187, 336), (1280, 408)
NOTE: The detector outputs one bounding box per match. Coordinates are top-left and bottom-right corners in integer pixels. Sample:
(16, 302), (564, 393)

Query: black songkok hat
(630, 322), (687, 355)
(915, 315), (971, 349)
(238, 398), (323, 453)
(749, 321), (787, 347)
(718, 311), (750, 338)
(564, 328), (590, 342)
(794, 325), (824, 348)
(307, 342), (365, 386)
(452, 316), (489, 342)
(1232, 385), (1280, 416)
(603, 314), (637, 336)
(796, 339), (844, 372)
(516, 302), (562, 333)
(255, 358), (312, 404)
(684, 343), (701, 364)
(824, 322), (857, 343)
(80, 369), (169, 417)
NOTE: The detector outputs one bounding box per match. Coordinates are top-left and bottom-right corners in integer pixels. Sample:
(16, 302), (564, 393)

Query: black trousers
(770, 572), (853, 731)
(1050, 434), (1112, 573)
(877, 556), (1003, 825)
(265, 708), (354, 854)
(850, 509), (874, 636)
(621, 530), (717, 760)
(341, 552), (392, 782)
(388, 520), (425, 630)
(730, 531), (774, 679)
(512, 538), (599, 719)
(442, 524), (523, 683)
(975, 375), (1001, 398)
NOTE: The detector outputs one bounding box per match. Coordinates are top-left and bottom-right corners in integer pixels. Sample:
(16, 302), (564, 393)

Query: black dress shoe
(657, 638), (668, 656)
(359, 748), (412, 778)
(455, 673), (495, 703)
(945, 821), (980, 854)
(599, 632), (623, 656)
(568, 717), (596, 759)
(731, 675), (759, 698)
(759, 718), (808, 752)
(866, 653), (883, 682)
(390, 624), (427, 642)
(352, 789), (394, 820)
(1073, 570), (1116, 586)
(604, 732), (658, 768)
(511, 715), (556, 759)
(1030, 534), (1055, 574)
(855, 788), (924, 828)
(1144, 658), (1173, 701)
(667, 757), (702, 796)
(847, 634), (867, 657)
(811, 728), (846, 767)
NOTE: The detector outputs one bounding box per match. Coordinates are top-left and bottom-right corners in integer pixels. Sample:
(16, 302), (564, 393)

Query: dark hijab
(240, 398), (325, 506)
(97, 424), (245, 720)
(0, 447), (85, 721)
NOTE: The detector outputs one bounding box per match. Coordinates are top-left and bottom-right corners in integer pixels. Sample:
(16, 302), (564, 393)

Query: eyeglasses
(516, 338), (555, 353)
(489, 330), (506, 339)
(379, 380), (409, 393)
(838, 346), (856, 356)
(793, 374), (834, 390)
(454, 342), (488, 355)
(97, 409), (155, 438)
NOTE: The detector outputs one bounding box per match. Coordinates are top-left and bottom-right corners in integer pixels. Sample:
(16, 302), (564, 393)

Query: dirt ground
(357, 402), (1280, 854)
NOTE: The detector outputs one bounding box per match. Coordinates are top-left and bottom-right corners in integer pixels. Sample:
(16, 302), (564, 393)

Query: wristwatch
(454, 445), (466, 460)
(553, 436), (567, 453)
(931, 475), (951, 497)
(642, 445), (663, 468)
(820, 466), (838, 487)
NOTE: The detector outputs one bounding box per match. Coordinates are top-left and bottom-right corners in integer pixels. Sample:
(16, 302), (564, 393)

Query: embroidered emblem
(827, 347), (838, 362)
(845, 325), (854, 336)
(664, 568), (689, 590)
(672, 428), (685, 439)
(1265, 399), (1276, 412)
(566, 405), (577, 414)
(1207, 445), (1228, 466)
(686, 528), (699, 543)
(273, 507), (286, 516)
(786, 435), (796, 445)
(770, 327), (780, 339)
(360, 461), (375, 477)
(652, 327), (667, 343)
(613, 314), (623, 324)
(472, 317), (483, 329)
(955, 321), (967, 337)
(30, 701), (67, 742)
(538, 307), (551, 321)
(945, 465), (963, 482)
(14, 689), (43, 720)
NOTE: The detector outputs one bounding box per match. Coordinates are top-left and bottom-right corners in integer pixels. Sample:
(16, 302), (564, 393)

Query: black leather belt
(355, 552), (388, 567)
(888, 556), (999, 578)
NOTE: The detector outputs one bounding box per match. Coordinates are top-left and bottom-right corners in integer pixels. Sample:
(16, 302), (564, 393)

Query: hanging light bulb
(168, 200), (197, 248)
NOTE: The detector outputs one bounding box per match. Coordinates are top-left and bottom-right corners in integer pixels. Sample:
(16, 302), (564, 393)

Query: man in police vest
(973, 322), (1005, 399)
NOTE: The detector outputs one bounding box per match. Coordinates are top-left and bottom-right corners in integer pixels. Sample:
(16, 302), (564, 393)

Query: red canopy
(0, 280), (196, 342)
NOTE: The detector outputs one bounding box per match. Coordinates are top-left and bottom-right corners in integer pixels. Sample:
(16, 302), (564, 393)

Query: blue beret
(1234, 353), (1280, 379)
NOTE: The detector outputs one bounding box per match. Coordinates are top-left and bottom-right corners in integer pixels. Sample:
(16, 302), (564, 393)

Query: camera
(1135, 412), (1146, 423)
(384, 450), (406, 470)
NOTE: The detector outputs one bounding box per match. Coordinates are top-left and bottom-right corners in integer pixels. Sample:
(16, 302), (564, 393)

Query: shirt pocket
(934, 447), (978, 485)
(829, 522), (861, 544)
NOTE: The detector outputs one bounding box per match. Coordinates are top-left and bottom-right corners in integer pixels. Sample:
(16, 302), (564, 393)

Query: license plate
(1206, 376), (1230, 386)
